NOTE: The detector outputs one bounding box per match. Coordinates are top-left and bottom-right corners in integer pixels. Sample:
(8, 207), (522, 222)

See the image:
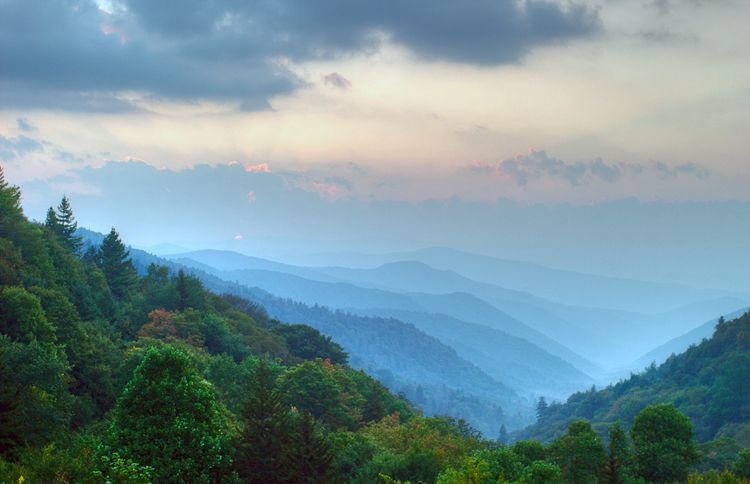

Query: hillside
(172, 257), (596, 374)
(632, 307), (749, 370)
(517, 312), (750, 446)
(350, 307), (592, 399)
(81, 236), (531, 435)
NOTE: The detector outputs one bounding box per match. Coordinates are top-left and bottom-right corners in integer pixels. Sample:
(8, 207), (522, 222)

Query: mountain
(516, 312), (750, 446)
(170, 257), (597, 375)
(349, 307), (591, 399)
(170, 249), (749, 368)
(281, 247), (741, 314)
(632, 307), (750, 370)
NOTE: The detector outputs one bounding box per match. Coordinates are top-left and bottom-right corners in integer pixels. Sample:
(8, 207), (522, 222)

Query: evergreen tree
(0, 166), (23, 238)
(44, 207), (58, 232)
(362, 386), (386, 423)
(235, 358), (293, 483)
(606, 422), (631, 484)
(54, 196), (83, 254)
(289, 412), (334, 483)
(108, 346), (233, 483)
(99, 228), (136, 299)
(497, 424), (509, 446)
(535, 396), (548, 421)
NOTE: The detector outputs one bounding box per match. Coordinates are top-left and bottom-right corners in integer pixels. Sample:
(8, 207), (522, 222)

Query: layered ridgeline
(167, 252), (595, 394)
(518, 312), (750, 448)
(0, 167), (455, 482)
(167, 249), (748, 374)
(79, 228), (530, 437)
(3, 168), (750, 483)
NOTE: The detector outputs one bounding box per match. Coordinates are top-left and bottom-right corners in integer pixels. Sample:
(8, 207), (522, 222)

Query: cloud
(467, 149), (709, 186)
(245, 162), (271, 173)
(0, 134), (44, 160)
(324, 73), (352, 90)
(16, 118), (36, 132)
(0, 0), (598, 111)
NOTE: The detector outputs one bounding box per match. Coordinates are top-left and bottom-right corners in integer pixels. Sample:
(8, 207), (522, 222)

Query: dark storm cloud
(0, 0), (599, 111)
(467, 150), (709, 186)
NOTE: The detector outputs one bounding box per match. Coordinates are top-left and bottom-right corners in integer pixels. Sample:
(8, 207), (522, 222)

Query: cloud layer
(0, 0), (598, 111)
(468, 150), (709, 186)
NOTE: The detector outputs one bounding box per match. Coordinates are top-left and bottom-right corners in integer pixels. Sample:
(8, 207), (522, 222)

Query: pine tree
(289, 412), (334, 483)
(497, 424), (509, 446)
(235, 358), (294, 483)
(362, 386), (386, 423)
(536, 397), (548, 421)
(0, 166), (23, 238)
(100, 228), (136, 299)
(44, 207), (58, 232)
(54, 196), (82, 253)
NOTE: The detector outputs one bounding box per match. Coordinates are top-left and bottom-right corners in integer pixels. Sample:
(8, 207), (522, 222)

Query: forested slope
(518, 312), (750, 445)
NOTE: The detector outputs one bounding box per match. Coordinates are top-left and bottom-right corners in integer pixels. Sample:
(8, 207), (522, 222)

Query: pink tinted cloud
(312, 182), (345, 199)
(233, 234), (244, 240)
(245, 162), (270, 173)
(323, 73), (352, 90)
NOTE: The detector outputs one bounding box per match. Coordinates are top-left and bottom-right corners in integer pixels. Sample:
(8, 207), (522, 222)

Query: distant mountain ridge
(78, 229), (530, 435)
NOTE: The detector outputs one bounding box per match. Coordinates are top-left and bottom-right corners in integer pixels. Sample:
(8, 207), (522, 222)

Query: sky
(1, 0), (748, 290)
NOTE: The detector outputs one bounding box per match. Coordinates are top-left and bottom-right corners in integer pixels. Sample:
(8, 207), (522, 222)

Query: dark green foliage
(512, 439), (547, 466)
(108, 346), (233, 483)
(281, 359), (363, 430)
(549, 420), (607, 484)
(176, 269), (206, 310)
(99, 228), (137, 299)
(606, 422), (632, 484)
(235, 358), (294, 483)
(0, 286), (56, 344)
(289, 412), (334, 483)
(522, 460), (563, 484)
(631, 403), (700, 483)
(272, 323), (348, 364)
(734, 449), (750, 478)
(0, 335), (72, 454)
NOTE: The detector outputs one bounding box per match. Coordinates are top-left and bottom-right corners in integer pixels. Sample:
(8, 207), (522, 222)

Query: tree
(235, 358), (294, 483)
(536, 397), (549, 421)
(522, 460), (563, 484)
(99, 228), (136, 299)
(45, 197), (83, 254)
(0, 335), (72, 455)
(289, 412), (334, 483)
(497, 424), (508, 446)
(550, 420), (607, 484)
(631, 404), (700, 483)
(108, 346), (233, 483)
(606, 422), (631, 484)
(0, 286), (56, 344)
(734, 449), (750, 479)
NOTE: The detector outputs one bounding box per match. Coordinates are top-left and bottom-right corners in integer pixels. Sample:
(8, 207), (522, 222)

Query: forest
(2, 164), (750, 483)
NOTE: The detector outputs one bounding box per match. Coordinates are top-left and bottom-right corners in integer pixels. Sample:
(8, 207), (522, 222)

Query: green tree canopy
(0, 286), (56, 344)
(631, 403), (700, 483)
(108, 346), (233, 483)
(550, 420), (607, 484)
